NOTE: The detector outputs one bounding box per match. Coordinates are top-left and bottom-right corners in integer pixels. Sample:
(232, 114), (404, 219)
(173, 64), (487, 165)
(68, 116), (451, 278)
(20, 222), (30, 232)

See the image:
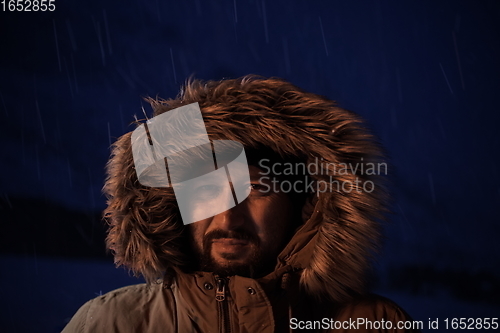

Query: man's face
(188, 165), (294, 277)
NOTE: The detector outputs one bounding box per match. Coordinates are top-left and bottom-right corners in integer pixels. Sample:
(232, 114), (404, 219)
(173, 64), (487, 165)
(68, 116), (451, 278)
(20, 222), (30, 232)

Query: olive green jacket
(63, 272), (419, 333)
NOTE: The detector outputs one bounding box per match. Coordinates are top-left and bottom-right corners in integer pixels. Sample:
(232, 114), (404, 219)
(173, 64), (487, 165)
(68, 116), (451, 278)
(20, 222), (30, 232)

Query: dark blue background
(1, 0), (499, 332)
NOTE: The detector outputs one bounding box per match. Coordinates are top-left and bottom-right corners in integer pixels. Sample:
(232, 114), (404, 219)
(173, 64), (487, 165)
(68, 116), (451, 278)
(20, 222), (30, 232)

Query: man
(63, 76), (421, 332)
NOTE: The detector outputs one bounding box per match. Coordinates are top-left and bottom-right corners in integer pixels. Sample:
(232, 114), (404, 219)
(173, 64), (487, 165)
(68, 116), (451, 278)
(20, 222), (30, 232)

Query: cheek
(189, 220), (210, 247)
(251, 194), (293, 243)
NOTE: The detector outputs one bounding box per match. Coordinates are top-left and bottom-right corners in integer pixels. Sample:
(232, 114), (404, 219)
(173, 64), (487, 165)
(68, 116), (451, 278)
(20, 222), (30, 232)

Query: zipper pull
(215, 277), (226, 302)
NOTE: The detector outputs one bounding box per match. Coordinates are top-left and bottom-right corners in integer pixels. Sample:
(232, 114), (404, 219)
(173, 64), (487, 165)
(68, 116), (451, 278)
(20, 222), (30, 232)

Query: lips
(212, 238), (250, 246)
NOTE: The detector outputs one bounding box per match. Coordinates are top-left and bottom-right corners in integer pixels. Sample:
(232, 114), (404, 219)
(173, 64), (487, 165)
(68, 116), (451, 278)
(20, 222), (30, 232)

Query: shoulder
(328, 294), (421, 332)
(90, 283), (170, 308)
(62, 283), (176, 333)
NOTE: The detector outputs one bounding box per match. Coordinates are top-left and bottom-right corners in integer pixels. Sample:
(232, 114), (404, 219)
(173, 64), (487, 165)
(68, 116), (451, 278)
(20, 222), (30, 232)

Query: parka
(63, 76), (421, 333)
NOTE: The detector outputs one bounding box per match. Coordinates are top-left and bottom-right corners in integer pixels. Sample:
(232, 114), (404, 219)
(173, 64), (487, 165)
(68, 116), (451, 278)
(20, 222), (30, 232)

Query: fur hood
(104, 75), (387, 303)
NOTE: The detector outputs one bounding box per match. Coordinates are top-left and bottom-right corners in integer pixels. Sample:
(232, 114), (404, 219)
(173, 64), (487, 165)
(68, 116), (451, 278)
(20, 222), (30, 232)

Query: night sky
(1, 1), (499, 332)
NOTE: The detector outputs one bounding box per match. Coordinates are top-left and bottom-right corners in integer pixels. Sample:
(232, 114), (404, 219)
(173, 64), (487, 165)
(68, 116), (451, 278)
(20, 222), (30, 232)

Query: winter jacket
(62, 276), (418, 333)
(62, 76), (421, 332)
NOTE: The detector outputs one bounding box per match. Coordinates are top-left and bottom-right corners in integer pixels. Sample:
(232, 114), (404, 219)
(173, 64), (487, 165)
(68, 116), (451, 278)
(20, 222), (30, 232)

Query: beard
(193, 228), (273, 278)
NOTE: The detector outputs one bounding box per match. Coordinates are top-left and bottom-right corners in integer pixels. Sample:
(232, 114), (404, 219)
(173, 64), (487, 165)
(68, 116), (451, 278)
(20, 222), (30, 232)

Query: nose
(210, 200), (247, 231)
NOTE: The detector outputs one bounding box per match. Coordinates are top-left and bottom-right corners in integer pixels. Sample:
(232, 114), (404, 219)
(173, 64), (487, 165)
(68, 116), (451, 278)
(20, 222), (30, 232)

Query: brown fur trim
(103, 75), (388, 301)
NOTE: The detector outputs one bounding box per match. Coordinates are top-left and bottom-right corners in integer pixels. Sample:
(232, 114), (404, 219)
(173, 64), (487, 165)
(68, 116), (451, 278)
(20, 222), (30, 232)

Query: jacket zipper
(216, 277), (231, 333)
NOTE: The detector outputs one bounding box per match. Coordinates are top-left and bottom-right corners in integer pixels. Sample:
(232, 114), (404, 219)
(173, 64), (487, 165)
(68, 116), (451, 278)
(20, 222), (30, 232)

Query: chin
(198, 246), (272, 278)
(210, 263), (256, 278)
(217, 252), (250, 261)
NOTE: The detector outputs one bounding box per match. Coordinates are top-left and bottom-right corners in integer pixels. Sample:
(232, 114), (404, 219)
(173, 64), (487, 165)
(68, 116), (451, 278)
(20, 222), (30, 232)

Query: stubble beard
(194, 229), (272, 278)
